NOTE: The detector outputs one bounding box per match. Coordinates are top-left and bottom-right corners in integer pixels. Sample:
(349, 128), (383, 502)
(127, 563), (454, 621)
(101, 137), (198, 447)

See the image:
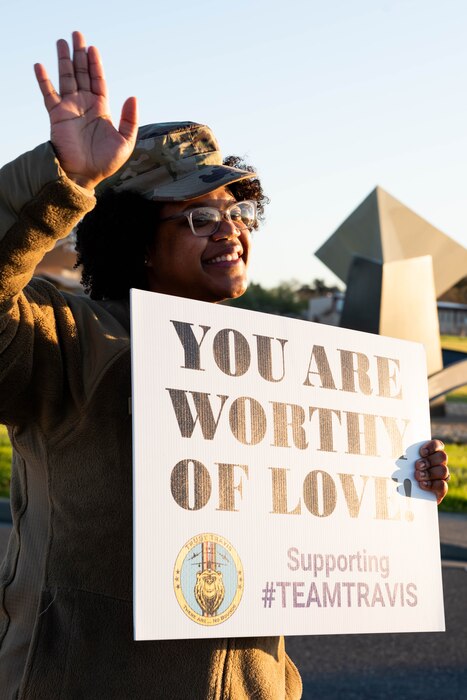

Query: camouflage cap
(96, 122), (256, 202)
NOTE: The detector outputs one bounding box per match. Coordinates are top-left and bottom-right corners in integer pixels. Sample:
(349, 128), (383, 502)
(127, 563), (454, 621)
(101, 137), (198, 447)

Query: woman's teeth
(206, 252), (240, 264)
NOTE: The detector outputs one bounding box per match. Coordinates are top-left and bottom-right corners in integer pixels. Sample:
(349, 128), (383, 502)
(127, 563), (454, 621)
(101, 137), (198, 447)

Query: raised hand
(34, 31), (138, 191)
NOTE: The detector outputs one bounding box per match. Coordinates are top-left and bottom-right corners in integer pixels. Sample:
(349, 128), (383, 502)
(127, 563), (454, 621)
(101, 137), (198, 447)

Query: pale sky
(2, 0), (467, 288)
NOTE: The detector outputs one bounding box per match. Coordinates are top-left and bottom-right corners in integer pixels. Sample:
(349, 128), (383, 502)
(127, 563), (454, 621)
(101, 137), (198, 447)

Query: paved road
(287, 512), (467, 700)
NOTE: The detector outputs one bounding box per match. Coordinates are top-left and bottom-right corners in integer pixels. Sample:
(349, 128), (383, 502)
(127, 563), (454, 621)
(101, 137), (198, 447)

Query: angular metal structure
(315, 187), (467, 402)
(316, 186), (467, 298)
(339, 254), (443, 376)
(379, 255), (443, 376)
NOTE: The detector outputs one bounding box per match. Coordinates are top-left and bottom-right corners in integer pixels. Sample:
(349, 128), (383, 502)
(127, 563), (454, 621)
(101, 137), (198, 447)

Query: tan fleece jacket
(0, 143), (302, 699)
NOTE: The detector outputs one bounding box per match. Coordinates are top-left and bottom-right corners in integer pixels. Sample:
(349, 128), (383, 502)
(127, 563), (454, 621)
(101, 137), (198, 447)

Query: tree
(225, 279), (341, 318)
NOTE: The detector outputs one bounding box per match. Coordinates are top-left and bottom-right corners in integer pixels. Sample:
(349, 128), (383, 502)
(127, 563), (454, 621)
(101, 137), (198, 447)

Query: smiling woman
(145, 187), (251, 302)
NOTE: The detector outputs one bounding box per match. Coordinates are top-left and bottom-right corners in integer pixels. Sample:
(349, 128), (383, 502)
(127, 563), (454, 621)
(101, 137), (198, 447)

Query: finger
(119, 96), (138, 144)
(57, 38), (77, 96)
(429, 451), (448, 467)
(88, 45), (107, 98)
(34, 63), (61, 112)
(417, 477), (448, 504)
(431, 479), (449, 505)
(417, 450), (447, 470)
(420, 439), (445, 457)
(72, 30), (90, 92)
(415, 463), (450, 482)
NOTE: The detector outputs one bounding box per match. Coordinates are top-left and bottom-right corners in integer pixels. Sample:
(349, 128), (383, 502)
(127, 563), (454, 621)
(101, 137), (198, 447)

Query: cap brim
(116, 164), (256, 202)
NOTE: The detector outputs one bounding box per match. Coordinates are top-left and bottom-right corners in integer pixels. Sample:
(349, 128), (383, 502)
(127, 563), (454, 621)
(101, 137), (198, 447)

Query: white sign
(131, 289), (445, 640)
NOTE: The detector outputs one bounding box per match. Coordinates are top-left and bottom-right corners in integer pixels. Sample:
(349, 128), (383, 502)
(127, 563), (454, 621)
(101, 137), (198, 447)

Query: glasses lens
(189, 201), (257, 236)
(190, 208), (220, 236)
(229, 201), (256, 229)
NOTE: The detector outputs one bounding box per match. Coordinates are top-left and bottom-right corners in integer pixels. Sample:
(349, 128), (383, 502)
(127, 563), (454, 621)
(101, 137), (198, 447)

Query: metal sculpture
(315, 186), (467, 400)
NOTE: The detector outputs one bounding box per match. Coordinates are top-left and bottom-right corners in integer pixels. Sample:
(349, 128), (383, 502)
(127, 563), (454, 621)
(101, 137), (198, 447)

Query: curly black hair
(74, 156), (268, 300)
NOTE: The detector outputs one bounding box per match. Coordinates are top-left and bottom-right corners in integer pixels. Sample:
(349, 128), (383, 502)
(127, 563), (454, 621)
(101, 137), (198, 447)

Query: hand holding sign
(415, 440), (449, 504)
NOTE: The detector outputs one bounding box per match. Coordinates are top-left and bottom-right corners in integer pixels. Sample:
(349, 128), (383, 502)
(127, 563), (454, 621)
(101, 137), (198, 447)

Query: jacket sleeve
(0, 142), (96, 429)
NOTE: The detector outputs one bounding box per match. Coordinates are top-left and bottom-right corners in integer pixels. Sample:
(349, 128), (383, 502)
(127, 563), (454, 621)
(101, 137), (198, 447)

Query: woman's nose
(211, 217), (241, 240)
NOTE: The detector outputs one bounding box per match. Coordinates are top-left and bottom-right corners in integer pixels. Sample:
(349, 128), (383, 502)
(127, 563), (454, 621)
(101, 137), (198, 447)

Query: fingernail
(421, 448), (429, 456)
(420, 471), (427, 479)
(423, 481), (429, 487)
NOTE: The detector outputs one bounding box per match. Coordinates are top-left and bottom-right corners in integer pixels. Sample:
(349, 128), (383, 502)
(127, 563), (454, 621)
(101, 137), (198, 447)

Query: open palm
(34, 31), (137, 190)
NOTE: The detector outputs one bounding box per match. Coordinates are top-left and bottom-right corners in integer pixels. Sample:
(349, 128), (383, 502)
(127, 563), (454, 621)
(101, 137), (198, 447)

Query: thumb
(119, 96), (138, 146)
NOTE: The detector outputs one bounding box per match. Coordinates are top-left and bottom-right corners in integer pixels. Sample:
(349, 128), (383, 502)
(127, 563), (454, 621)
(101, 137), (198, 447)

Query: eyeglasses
(159, 200), (257, 237)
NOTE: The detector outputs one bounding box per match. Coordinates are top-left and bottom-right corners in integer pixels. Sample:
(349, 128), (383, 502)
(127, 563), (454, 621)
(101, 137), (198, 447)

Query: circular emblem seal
(174, 533), (244, 626)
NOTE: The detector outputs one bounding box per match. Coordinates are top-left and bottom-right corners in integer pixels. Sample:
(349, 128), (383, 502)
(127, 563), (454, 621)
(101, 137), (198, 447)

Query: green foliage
(0, 425), (11, 499)
(445, 443), (467, 469)
(226, 278), (340, 318)
(439, 443), (467, 513)
(226, 281), (307, 317)
(440, 335), (467, 352)
(440, 336), (467, 401)
(445, 389), (467, 402)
